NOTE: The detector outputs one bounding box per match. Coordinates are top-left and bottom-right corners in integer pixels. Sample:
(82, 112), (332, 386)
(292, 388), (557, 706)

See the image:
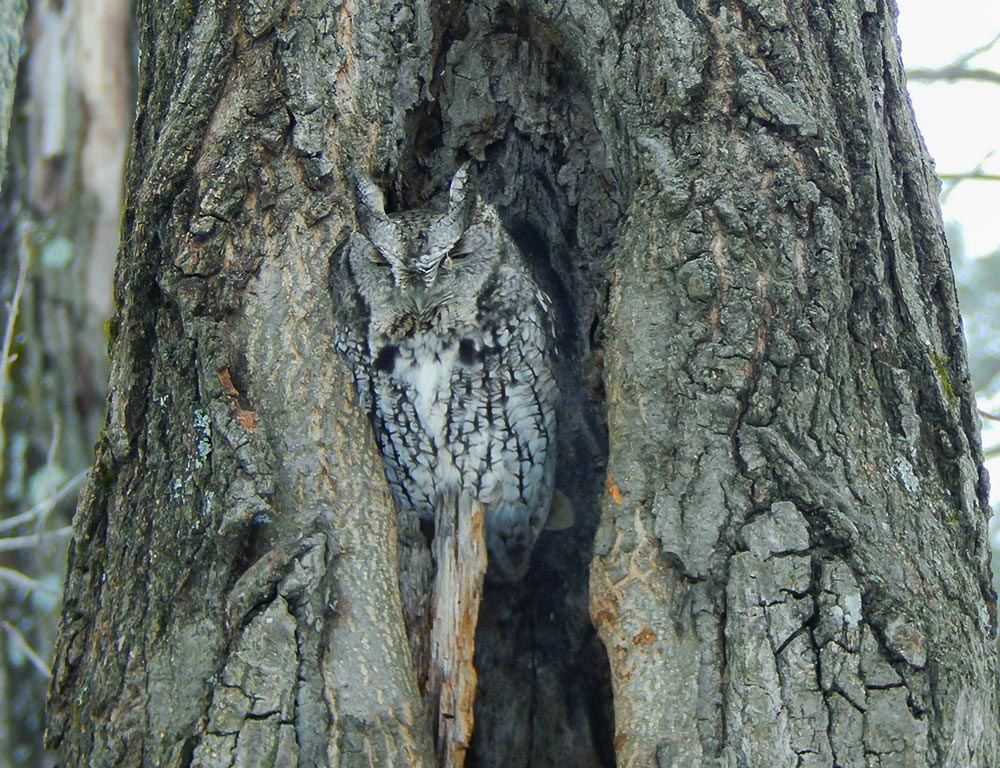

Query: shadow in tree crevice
(391, 2), (625, 765)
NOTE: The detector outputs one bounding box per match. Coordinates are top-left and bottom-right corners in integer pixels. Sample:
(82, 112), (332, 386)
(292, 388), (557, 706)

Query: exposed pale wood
(428, 497), (487, 768)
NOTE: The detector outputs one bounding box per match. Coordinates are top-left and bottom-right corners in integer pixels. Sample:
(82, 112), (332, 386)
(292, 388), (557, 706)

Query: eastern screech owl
(332, 164), (558, 581)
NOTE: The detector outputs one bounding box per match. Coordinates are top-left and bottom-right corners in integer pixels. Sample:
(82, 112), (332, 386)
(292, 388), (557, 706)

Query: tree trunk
(46, 1), (998, 767)
(0, 0), (27, 195)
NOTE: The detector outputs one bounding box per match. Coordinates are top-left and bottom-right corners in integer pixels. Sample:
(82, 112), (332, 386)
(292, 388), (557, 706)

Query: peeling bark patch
(218, 367), (259, 432)
(606, 474), (624, 504)
(631, 628), (656, 647)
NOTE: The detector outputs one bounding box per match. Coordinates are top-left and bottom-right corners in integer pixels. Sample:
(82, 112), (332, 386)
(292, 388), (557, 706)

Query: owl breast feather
(398, 336), (460, 461)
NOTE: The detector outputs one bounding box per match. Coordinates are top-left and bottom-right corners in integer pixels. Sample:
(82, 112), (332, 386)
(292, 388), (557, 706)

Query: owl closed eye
(332, 163), (560, 581)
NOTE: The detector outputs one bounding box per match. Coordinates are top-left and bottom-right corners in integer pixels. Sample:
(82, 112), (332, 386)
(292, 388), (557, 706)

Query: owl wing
(448, 269), (558, 579)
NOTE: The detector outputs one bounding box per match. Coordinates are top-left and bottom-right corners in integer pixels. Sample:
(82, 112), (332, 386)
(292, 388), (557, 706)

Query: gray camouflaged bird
(332, 163), (559, 581)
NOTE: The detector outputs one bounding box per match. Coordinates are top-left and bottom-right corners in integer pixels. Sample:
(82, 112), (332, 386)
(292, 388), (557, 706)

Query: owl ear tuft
(354, 172), (388, 219)
(352, 171), (401, 259)
(443, 162), (478, 231)
(448, 162), (471, 207)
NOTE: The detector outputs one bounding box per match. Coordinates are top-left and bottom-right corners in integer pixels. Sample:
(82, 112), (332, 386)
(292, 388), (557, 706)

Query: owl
(332, 164), (558, 581)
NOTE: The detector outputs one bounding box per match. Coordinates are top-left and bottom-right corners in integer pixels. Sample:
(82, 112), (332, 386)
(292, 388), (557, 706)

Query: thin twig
(908, 31), (1000, 83)
(906, 33), (1000, 100)
(949, 31), (1000, 69)
(939, 173), (1000, 183)
(907, 66), (1000, 86)
(979, 408), (1000, 422)
(0, 566), (60, 596)
(33, 415), (66, 537)
(0, 225), (30, 478)
(45, 412), (60, 468)
(941, 149), (999, 203)
(0, 469), (88, 534)
(0, 526), (72, 552)
(1, 620), (51, 678)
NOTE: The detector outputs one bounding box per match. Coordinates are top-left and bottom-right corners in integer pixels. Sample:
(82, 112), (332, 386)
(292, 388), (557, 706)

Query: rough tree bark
(0, 0), (26, 193)
(46, 1), (998, 767)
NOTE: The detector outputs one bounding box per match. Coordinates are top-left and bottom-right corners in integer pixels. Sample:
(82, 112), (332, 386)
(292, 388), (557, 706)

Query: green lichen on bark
(930, 352), (956, 401)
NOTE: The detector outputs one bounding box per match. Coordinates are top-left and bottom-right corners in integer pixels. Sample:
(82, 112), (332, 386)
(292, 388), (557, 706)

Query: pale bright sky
(898, 1), (1000, 258)
(896, 2), (1000, 513)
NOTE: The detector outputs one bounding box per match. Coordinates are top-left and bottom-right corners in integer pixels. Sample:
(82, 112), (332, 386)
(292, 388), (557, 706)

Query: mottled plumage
(333, 165), (557, 580)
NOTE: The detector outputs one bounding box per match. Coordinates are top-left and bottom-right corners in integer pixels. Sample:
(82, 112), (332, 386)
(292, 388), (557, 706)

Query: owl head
(346, 164), (508, 340)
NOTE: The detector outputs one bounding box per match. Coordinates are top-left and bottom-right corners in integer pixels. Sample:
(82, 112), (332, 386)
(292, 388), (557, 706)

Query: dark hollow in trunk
(389, 5), (621, 764)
